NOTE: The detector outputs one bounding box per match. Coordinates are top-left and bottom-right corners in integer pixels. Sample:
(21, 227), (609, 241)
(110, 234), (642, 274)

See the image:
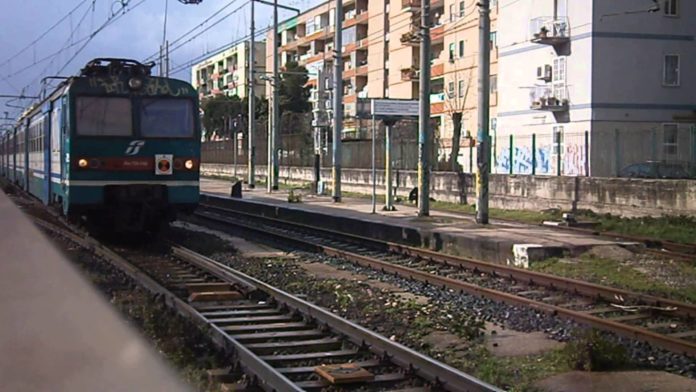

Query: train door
(50, 98), (62, 204)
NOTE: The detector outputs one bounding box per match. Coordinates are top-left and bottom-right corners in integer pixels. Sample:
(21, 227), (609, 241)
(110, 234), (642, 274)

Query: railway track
(194, 196), (696, 359)
(34, 219), (499, 392)
(547, 224), (696, 263)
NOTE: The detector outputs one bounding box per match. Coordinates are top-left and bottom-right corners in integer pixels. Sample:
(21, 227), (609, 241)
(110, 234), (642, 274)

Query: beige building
(266, 0), (498, 161)
(191, 41), (266, 100)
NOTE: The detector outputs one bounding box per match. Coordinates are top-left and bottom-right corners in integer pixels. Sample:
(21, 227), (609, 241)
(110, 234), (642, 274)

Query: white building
(496, 0), (695, 176)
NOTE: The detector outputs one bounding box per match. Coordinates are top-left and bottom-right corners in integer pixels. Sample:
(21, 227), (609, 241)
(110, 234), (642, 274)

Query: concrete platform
(200, 178), (627, 265)
(0, 190), (189, 391)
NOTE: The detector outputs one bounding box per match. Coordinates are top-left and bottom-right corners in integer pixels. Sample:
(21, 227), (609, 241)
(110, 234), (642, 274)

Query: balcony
(401, 67), (419, 81)
(530, 16), (570, 46)
(400, 29), (420, 46)
(402, 0), (421, 10)
(530, 86), (569, 112)
(431, 24), (445, 43)
(430, 92), (445, 103)
(344, 10), (369, 28)
(431, 62), (444, 77)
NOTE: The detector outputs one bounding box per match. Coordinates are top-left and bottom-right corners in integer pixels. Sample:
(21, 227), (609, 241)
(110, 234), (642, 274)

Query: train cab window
(140, 98), (194, 138)
(76, 97), (132, 136)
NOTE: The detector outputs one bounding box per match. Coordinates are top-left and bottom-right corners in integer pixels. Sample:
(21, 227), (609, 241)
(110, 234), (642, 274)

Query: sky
(0, 0), (320, 122)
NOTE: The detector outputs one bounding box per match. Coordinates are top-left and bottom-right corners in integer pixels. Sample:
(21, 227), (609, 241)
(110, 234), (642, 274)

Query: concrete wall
(201, 163), (696, 217)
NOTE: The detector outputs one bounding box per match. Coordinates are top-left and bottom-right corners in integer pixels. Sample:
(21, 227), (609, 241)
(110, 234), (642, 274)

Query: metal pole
(233, 130), (238, 178)
(531, 133), (537, 175)
(248, 0), (256, 188)
(267, 98), (273, 192)
(417, 0), (431, 216)
(332, 0), (343, 202)
(271, 0), (280, 190)
(371, 113), (376, 214)
(165, 40), (170, 77)
(475, 0), (490, 224)
(384, 123), (394, 211)
(159, 45), (163, 77)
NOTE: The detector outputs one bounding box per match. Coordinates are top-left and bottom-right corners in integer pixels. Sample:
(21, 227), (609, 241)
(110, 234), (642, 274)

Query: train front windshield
(75, 96), (196, 138)
(140, 98), (195, 138)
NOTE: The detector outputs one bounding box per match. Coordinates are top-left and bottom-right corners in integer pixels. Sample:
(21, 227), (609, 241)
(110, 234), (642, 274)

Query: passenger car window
(76, 97), (132, 136)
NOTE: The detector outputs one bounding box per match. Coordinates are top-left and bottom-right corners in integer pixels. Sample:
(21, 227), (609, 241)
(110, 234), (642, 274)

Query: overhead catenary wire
(0, 0), (92, 70)
(143, 0), (243, 63)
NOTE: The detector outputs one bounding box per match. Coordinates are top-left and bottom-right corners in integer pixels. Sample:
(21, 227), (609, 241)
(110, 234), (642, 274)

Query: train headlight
(128, 78), (143, 90)
(78, 159), (88, 168)
(184, 159), (194, 170)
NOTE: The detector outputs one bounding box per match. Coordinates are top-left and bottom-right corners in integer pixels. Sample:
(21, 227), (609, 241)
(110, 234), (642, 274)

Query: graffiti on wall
(495, 143), (586, 175)
(563, 144), (586, 176)
(496, 146), (552, 174)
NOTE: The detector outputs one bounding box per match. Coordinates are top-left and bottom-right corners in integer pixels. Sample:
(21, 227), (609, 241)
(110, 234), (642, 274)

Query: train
(0, 58), (201, 232)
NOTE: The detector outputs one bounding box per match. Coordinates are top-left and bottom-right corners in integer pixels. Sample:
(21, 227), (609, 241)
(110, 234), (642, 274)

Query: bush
(564, 329), (628, 371)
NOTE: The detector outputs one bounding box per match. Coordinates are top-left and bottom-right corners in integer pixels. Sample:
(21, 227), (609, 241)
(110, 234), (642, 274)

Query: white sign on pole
(370, 99), (419, 117)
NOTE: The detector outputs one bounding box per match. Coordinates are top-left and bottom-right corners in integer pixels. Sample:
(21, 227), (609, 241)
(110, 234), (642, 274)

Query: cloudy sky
(0, 0), (319, 120)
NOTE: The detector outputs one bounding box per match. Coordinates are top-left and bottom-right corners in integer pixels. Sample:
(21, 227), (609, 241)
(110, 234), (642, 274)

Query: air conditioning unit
(536, 65), (552, 82)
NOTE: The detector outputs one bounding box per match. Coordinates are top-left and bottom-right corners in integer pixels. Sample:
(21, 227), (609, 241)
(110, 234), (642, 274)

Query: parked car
(618, 161), (696, 179)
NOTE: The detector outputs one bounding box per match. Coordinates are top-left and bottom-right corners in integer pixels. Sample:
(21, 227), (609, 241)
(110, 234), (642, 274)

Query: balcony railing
(529, 85), (569, 112)
(530, 16), (570, 46)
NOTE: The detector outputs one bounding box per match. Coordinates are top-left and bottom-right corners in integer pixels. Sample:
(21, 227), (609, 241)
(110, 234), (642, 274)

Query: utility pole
(271, 0), (280, 190)
(247, 0), (256, 188)
(417, 0), (431, 216)
(332, 0), (343, 202)
(476, 0), (491, 224)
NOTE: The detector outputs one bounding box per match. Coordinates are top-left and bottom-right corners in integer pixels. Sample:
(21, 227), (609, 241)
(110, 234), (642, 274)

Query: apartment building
(496, 0), (696, 177)
(191, 41), (267, 99)
(266, 0), (499, 163)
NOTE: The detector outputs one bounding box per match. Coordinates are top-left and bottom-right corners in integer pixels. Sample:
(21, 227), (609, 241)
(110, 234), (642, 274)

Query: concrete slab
(201, 178), (626, 264)
(172, 221), (287, 258)
(484, 322), (565, 357)
(536, 370), (696, 392)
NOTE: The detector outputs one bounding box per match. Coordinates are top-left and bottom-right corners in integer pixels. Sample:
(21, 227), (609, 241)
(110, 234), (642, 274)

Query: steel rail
(173, 246), (502, 392)
(194, 205), (696, 358)
(33, 219), (304, 392)
(197, 199), (696, 320)
(34, 217), (499, 392)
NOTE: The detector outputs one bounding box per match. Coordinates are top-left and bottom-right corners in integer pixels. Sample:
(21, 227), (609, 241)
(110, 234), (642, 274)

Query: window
(552, 57), (566, 82)
(458, 80), (465, 97)
(449, 4), (456, 21)
(140, 99), (195, 138)
(459, 1), (465, 17)
(663, 123), (678, 156)
(489, 31), (497, 50)
(76, 97), (132, 136)
(448, 81), (455, 98)
(342, 26), (357, 45)
(458, 40), (465, 58)
(490, 75), (497, 93)
(553, 126), (564, 155)
(663, 54), (680, 86)
(552, 57), (567, 100)
(664, 0), (678, 16)
(448, 43), (455, 61)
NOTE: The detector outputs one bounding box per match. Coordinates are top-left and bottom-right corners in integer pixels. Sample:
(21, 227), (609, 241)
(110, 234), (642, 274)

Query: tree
(443, 68), (474, 172)
(201, 94), (243, 140)
(278, 61), (311, 116)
